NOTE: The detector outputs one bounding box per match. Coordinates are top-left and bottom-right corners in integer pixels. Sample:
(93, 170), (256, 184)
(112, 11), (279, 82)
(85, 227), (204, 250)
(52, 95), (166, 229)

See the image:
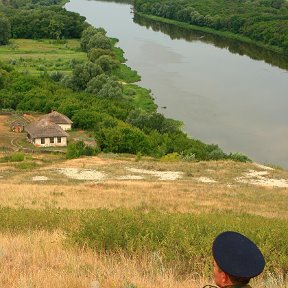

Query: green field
(0, 39), (87, 75)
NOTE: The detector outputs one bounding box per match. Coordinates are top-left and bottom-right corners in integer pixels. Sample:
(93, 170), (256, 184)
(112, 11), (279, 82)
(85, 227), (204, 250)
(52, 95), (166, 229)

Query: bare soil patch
(237, 169), (288, 188)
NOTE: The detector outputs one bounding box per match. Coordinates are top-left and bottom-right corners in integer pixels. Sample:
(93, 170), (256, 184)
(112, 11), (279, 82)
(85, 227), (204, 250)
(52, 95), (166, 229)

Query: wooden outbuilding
(10, 120), (26, 133)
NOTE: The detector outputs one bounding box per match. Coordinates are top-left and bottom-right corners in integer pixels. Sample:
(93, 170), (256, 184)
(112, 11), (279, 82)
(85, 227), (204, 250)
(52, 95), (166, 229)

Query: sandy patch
(32, 176), (49, 181)
(116, 175), (144, 180)
(237, 169), (288, 188)
(197, 177), (217, 183)
(56, 168), (106, 181)
(238, 177), (288, 188)
(126, 167), (183, 181)
(253, 163), (274, 171)
(244, 170), (269, 177)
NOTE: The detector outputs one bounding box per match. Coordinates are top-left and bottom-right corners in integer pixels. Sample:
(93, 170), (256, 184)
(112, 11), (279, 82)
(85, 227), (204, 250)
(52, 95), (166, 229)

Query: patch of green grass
(0, 152), (25, 163)
(113, 46), (126, 63)
(0, 39), (87, 75)
(0, 207), (74, 232)
(15, 161), (38, 169)
(0, 207), (287, 278)
(124, 84), (157, 113)
(72, 209), (288, 277)
(113, 64), (141, 83)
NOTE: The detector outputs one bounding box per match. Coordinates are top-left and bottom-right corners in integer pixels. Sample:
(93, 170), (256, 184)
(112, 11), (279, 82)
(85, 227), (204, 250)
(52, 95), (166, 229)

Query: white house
(40, 111), (73, 131)
(25, 119), (68, 147)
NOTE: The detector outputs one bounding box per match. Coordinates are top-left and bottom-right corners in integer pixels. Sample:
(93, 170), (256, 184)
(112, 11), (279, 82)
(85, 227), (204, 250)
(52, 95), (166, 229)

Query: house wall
(34, 137), (67, 147)
(58, 124), (71, 131)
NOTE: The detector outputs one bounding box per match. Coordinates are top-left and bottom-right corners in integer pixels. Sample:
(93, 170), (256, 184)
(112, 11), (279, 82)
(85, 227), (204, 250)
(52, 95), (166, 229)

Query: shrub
(180, 152), (196, 161)
(71, 209), (288, 277)
(15, 162), (37, 169)
(50, 71), (64, 82)
(161, 152), (180, 162)
(10, 152), (25, 162)
(229, 152), (251, 162)
(0, 152), (25, 162)
(66, 141), (100, 159)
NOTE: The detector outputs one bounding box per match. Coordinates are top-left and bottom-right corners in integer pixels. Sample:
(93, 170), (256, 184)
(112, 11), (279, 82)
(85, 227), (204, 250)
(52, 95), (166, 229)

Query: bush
(66, 141), (100, 159)
(71, 209), (288, 277)
(0, 207), (72, 232)
(161, 152), (180, 162)
(180, 152), (196, 161)
(50, 71), (64, 82)
(229, 152), (251, 162)
(15, 161), (37, 169)
(0, 152), (25, 163)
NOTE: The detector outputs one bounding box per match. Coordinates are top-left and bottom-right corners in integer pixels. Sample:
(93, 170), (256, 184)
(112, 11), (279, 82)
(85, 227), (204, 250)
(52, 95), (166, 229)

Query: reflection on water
(134, 14), (288, 71)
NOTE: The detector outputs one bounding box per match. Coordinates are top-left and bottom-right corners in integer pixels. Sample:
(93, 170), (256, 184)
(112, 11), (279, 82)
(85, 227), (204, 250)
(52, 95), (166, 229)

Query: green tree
(80, 26), (107, 51)
(85, 74), (110, 94)
(48, 17), (64, 39)
(0, 16), (11, 45)
(86, 33), (112, 51)
(66, 141), (99, 159)
(88, 48), (114, 63)
(99, 124), (151, 154)
(71, 62), (103, 91)
(96, 55), (119, 73)
(97, 79), (122, 99)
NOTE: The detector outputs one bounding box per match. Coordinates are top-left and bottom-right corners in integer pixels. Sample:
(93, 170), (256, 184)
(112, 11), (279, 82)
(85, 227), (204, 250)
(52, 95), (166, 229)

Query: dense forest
(134, 0), (288, 54)
(0, 0), (87, 43)
(0, 0), (250, 161)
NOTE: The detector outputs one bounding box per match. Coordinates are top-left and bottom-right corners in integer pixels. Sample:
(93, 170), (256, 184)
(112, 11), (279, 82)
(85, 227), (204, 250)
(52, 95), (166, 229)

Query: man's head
(212, 231), (265, 287)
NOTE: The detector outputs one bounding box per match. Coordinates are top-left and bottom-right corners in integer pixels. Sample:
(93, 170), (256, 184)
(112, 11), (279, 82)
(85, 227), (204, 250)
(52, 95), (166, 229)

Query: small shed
(25, 119), (69, 147)
(10, 120), (26, 133)
(40, 111), (73, 131)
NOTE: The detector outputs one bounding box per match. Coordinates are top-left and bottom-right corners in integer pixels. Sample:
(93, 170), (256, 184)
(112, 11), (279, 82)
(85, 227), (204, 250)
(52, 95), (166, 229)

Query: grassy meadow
(0, 147), (288, 287)
(0, 39), (87, 75)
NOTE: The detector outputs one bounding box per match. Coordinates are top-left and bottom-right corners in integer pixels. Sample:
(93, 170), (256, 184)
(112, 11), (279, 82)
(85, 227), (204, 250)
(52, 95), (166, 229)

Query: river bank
(135, 12), (284, 55)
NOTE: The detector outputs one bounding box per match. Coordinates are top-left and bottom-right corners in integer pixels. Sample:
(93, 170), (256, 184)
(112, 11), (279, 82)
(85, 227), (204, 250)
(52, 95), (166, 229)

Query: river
(66, 0), (288, 168)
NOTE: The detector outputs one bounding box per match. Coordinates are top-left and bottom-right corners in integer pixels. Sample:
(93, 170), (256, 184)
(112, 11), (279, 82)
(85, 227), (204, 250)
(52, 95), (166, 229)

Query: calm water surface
(66, 0), (288, 168)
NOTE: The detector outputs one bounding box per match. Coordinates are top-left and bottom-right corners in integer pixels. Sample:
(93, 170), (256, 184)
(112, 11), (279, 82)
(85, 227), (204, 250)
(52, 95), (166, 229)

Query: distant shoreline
(135, 12), (284, 56)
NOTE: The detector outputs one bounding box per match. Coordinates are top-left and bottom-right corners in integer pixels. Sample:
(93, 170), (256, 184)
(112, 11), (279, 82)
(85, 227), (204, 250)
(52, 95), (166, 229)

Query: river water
(66, 0), (288, 168)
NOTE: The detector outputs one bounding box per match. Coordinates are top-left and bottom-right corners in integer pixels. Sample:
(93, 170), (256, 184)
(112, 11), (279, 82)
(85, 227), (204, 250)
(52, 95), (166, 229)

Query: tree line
(134, 0), (288, 54)
(0, 0), (87, 43)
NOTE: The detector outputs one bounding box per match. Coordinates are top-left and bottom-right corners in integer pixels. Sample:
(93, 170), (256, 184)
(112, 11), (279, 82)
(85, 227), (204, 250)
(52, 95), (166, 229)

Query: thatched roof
(10, 120), (26, 127)
(10, 117), (29, 127)
(40, 111), (73, 125)
(25, 119), (68, 138)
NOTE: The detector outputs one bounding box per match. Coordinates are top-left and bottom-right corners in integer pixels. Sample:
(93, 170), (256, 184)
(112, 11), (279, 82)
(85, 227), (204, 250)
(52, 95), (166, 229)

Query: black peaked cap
(212, 231), (265, 278)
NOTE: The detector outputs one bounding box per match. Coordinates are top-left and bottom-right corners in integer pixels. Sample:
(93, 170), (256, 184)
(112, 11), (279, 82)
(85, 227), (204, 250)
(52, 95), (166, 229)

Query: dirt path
(0, 115), (25, 150)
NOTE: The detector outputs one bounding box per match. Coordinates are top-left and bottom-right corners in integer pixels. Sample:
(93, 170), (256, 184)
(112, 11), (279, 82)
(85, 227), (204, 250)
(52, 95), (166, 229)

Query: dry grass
(0, 231), (286, 288)
(0, 181), (287, 218)
(1, 153), (288, 287)
(0, 156), (288, 218)
(0, 230), (208, 288)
